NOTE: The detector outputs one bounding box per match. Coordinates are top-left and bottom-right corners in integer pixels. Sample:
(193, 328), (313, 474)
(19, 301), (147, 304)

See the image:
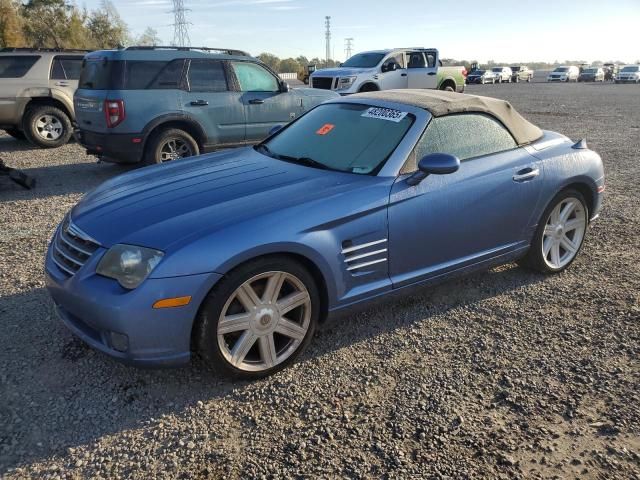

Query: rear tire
(144, 128), (199, 165)
(518, 189), (589, 273)
(441, 83), (455, 92)
(4, 128), (25, 140)
(196, 256), (320, 379)
(23, 105), (72, 148)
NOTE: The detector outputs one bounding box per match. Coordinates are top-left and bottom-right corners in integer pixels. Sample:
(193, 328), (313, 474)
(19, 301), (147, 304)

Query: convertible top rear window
(261, 103), (414, 175)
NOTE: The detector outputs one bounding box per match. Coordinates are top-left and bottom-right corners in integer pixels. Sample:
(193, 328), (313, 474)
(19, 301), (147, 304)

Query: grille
(341, 238), (388, 274)
(311, 77), (334, 90)
(51, 217), (100, 276)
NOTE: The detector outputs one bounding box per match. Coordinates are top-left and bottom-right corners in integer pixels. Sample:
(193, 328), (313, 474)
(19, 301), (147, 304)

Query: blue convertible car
(45, 90), (604, 378)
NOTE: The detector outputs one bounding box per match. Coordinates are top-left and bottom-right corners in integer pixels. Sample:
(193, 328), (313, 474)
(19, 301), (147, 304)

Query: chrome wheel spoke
(560, 235), (578, 254)
(558, 200), (576, 223)
(277, 291), (309, 315)
(550, 242), (561, 266)
(258, 334), (277, 368)
(236, 283), (261, 311)
(564, 218), (585, 232)
(218, 312), (251, 334)
(230, 331), (257, 366)
(543, 236), (554, 257)
(275, 318), (306, 341)
(262, 271), (285, 304)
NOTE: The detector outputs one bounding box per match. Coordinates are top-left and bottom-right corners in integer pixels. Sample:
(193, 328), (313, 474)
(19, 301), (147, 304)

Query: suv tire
(23, 105), (72, 148)
(145, 128), (200, 165)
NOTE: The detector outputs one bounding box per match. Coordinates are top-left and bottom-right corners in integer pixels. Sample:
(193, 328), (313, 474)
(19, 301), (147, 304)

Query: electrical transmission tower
(172, 0), (191, 47)
(325, 16), (331, 63)
(345, 37), (354, 59)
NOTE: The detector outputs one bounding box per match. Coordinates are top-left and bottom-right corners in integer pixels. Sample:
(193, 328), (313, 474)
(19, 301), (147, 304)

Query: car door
(229, 61), (303, 143)
(182, 58), (246, 147)
(387, 113), (545, 288)
(48, 55), (83, 103)
(378, 53), (408, 90)
(407, 51), (438, 89)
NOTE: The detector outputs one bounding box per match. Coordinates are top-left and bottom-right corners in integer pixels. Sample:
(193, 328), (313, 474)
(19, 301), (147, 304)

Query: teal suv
(74, 47), (338, 164)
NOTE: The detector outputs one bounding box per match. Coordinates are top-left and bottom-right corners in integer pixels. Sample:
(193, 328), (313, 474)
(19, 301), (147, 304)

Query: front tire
(23, 105), (72, 148)
(144, 128), (199, 165)
(196, 256), (320, 379)
(519, 189), (588, 273)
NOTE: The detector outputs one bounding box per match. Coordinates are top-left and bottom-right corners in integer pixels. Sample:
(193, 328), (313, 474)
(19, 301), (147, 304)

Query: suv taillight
(462, 68), (468, 77)
(105, 99), (125, 128)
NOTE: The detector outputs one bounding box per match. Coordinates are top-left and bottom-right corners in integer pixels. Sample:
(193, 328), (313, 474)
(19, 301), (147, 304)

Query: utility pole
(345, 37), (354, 59)
(172, 0), (191, 47)
(325, 16), (331, 65)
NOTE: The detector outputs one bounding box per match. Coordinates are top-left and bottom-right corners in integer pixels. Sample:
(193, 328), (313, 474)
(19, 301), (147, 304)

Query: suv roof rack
(125, 46), (250, 56)
(0, 47), (92, 53)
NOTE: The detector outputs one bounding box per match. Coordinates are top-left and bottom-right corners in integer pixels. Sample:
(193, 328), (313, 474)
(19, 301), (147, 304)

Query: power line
(171, 0), (191, 47)
(345, 37), (354, 59)
(325, 16), (331, 62)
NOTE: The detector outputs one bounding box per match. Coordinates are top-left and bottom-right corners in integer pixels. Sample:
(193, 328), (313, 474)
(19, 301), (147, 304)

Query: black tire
(518, 189), (589, 273)
(4, 128), (25, 140)
(23, 105), (72, 148)
(527, 75), (532, 82)
(196, 256), (320, 379)
(514, 76), (519, 83)
(144, 128), (199, 165)
(358, 83), (379, 92)
(441, 84), (455, 92)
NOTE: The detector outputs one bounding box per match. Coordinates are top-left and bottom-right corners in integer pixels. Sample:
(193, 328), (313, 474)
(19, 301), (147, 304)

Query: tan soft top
(351, 89), (543, 146)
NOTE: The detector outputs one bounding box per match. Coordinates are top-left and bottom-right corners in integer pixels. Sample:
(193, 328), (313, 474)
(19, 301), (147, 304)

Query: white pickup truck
(309, 48), (467, 95)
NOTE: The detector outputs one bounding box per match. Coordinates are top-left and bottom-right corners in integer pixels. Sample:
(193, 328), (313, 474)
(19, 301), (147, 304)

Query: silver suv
(0, 48), (87, 148)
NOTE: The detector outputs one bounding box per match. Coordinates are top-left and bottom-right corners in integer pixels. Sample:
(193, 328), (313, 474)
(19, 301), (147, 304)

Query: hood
(294, 87), (340, 99)
(312, 67), (375, 78)
(72, 148), (374, 251)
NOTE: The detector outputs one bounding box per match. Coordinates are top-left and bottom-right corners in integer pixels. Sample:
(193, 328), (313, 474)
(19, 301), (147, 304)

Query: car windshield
(491, 67), (503, 72)
(472, 70), (486, 74)
(341, 53), (385, 68)
(554, 67), (569, 72)
(622, 66), (639, 72)
(510, 67), (521, 71)
(258, 103), (414, 175)
(584, 68), (598, 73)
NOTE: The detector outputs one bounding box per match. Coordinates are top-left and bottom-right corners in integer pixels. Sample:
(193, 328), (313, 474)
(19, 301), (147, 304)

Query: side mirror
(268, 125), (283, 136)
(381, 62), (397, 73)
(407, 153), (460, 186)
(279, 81), (290, 92)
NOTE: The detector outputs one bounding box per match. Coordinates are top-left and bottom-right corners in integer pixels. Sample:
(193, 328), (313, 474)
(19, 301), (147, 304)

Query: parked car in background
(309, 48), (466, 94)
(74, 46), (338, 165)
(510, 65), (533, 82)
(615, 65), (640, 84)
(466, 69), (497, 84)
(603, 63), (618, 81)
(46, 90), (604, 378)
(0, 48), (87, 147)
(491, 66), (513, 83)
(547, 66), (579, 82)
(578, 67), (605, 82)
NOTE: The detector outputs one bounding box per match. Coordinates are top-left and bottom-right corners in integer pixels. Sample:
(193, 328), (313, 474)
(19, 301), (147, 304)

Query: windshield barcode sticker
(361, 107), (408, 122)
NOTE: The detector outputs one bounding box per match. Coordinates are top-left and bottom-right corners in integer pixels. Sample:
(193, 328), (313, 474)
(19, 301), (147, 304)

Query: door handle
(427, 72), (436, 76)
(190, 100), (208, 106)
(400, 73), (407, 77)
(248, 99), (265, 105)
(513, 167), (540, 182)
(55, 82), (69, 86)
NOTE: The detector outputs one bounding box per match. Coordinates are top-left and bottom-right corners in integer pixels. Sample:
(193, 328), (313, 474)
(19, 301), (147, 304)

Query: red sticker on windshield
(316, 123), (335, 135)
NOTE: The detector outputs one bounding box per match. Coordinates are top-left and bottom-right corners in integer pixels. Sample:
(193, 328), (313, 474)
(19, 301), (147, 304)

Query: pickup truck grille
(311, 77), (334, 90)
(51, 217), (100, 277)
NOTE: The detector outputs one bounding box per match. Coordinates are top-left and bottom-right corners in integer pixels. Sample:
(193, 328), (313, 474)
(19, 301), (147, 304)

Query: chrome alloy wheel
(217, 271), (312, 372)
(542, 197), (587, 269)
(159, 138), (193, 162)
(35, 114), (63, 140)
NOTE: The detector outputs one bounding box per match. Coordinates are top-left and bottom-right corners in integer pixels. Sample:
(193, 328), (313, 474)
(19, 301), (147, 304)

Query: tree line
(0, 0), (160, 50)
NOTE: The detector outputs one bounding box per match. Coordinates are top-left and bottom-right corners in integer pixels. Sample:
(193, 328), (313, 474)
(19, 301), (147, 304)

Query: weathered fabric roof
(351, 89), (543, 145)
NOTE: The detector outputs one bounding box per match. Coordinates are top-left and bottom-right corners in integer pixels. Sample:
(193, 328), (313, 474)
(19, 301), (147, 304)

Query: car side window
(51, 56), (83, 80)
(402, 113), (518, 173)
(425, 53), (436, 68)
(231, 62), (279, 92)
(407, 52), (426, 69)
(0, 55), (40, 78)
(187, 59), (228, 92)
(147, 59), (185, 89)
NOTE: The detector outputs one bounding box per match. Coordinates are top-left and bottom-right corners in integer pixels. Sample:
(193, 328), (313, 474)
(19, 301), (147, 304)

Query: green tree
(257, 52), (280, 72)
(0, 0), (25, 47)
(279, 57), (300, 73)
(135, 27), (161, 46)
(22, 0), (75, 48)
(87, 0), (129, 48)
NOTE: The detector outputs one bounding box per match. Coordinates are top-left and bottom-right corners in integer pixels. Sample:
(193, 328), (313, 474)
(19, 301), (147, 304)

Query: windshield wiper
(279, 155), (332, 170)
(254, 143), (275, 158)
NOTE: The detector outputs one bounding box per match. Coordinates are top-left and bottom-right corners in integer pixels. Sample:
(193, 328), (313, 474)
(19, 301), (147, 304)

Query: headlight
(96, 244), (164, 289)
(337, 76), (356, 89)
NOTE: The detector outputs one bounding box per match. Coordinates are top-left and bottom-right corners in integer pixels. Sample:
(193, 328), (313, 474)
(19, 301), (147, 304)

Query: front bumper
(615, 78), (639, 83)
(75, 129), (145, 164)
(45, 241), (222, 367)
(466, 77), (485, 84)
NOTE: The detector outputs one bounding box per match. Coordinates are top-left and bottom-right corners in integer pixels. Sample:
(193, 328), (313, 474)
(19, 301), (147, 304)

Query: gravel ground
(1, 82), (639, 479)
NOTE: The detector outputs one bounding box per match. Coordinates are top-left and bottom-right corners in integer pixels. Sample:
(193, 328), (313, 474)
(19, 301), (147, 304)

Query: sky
(81, 0), (640, 63)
